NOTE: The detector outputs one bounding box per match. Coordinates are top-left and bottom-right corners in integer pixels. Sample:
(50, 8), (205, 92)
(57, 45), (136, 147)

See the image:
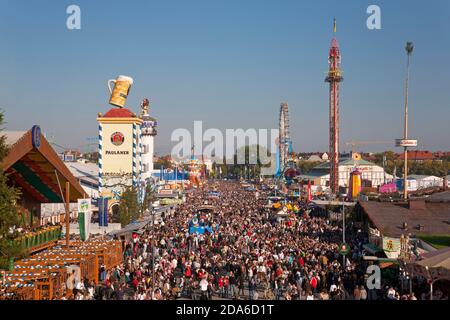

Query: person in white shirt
(172, 258), (178, 269)
(330, 284), (337, 293)
(360, 286), (367, 300)
(387, 287), (396, 299)
(137, 292), (146, 300)
(200, 278), (208, 292)
(88, 286), (94, 299)
(75, 280), (84, 292)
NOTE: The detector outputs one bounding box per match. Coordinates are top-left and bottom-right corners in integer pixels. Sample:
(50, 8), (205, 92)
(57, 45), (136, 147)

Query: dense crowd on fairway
(62, 181), (444, 300)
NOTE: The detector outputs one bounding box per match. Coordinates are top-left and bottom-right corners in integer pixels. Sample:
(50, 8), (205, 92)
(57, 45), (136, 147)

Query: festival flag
(78, 199), (92, 241)
(98, 197), (104, 226)
(103, 198), (109, 227)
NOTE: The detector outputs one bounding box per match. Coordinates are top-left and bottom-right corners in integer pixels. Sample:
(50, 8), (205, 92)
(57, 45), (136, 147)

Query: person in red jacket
(276, 266), (283, 278)
(132, 277), (139, 292)
(224, 276), (230, 298)
(198, 269), (204, 280)
(310, 275), (318, 295)
(185, 266), (192, 278)
(298, 256), (305, 267)
(218, 276), (224, 298)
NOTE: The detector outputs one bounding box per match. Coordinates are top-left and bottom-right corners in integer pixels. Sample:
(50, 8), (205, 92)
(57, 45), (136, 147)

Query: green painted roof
(12, 161), (62, 202)
(313, 158), (377, 170)
(297, 172), (328, 179)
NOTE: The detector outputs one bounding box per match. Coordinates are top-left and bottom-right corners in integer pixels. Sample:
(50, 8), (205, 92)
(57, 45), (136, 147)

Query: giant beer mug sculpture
(107, 75), (134, 108)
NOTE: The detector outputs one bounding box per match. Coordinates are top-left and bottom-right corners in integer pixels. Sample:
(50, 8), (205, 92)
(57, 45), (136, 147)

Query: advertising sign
(102, 123), (134, 175)
(98, 197), (104, 226)
(382, 236), (401, 259)
(395, 139), (418, 147)
(103, 198), (109, 227)
(77, 199), (91, 241)
(339, 243), (350, 255)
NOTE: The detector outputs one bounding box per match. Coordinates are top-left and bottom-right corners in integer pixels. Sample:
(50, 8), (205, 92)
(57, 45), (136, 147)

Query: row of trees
(372, 151), (449, 177)
(209, 145), (271, 180)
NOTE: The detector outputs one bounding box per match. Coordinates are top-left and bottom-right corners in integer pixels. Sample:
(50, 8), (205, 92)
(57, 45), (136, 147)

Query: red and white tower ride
(325, 19), (343, 195)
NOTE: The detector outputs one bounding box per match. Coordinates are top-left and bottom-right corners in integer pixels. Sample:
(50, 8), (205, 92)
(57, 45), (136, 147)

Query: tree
(296, 160), (321, 174)
(118, 187), (140, 227)
(141, 184), (154, 213)
(0, 112), (23, 269)
(154, 155), (172, 170)
(228, 144), (269, 179)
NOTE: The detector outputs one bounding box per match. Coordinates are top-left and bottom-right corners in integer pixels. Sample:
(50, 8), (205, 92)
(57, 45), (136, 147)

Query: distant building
(65, 162), (99, 199)
(58, 150), (83, 162)
(355, 194), (450, 255)
(203, 158), (213, 173)
(397, 150), (434, 162)
(408, 174), (444, 190)
(297, 158), (393, 189)
(306, 155), (322, 162)
(433, 151), (450, 160)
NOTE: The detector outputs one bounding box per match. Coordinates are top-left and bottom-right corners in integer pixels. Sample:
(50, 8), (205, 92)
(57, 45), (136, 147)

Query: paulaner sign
(100, 123), (135, 175)
(106, 150), (130, 155)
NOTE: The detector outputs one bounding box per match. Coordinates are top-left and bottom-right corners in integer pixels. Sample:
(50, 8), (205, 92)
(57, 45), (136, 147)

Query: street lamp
(152, 217), (156, 300)
(342, 202), (346, 268)
(402, 41), (414, 200)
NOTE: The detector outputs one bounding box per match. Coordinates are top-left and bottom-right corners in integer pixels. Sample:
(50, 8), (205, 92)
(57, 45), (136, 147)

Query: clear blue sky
(1, 0), (449, 154)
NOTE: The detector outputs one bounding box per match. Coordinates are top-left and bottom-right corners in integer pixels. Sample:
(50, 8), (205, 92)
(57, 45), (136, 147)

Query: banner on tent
(78, 199), (91, 241)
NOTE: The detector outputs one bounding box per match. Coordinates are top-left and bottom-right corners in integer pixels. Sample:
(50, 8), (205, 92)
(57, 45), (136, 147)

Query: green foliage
(296, 161), (321, 174)
(372, 152), (449, 177)
(154, 156), (172, 170)
(0, 111), (23, 269)
(218, 157), (228, 178)
(417, 234), (450, 250)
(141, 184), (154, 213)
(84, 152), (99, 163)
(216, 145), (268, 179)
(118, 187), (140, 227)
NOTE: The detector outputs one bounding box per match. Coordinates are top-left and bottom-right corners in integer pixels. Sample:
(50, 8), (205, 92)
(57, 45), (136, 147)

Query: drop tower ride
(325, 18), (343, 195)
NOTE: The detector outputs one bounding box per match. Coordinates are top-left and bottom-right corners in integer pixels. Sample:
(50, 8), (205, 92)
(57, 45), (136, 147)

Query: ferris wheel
(279, 102), (291, 171)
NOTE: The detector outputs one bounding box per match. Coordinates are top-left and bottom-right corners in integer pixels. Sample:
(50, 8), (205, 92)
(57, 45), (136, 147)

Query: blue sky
(0, 0), (449, 154)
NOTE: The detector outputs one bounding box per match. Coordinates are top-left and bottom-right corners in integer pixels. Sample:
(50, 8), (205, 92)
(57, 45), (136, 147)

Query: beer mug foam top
(108, 75), (134, 108)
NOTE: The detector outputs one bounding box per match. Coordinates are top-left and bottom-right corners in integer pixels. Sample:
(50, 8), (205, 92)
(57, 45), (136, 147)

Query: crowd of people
(57, 180), (445, 300)
(77, 180), (429, 300)
(2, 180), (447, 301)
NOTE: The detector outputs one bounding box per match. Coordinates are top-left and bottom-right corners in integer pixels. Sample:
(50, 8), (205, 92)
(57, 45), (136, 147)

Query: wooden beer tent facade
(1, 239), (122, 300)
(1, 126), (87, 226)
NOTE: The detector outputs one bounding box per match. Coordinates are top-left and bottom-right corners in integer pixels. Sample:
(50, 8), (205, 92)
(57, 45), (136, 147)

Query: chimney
(415, 224), (425, 231)
(408, 199), (426, 210)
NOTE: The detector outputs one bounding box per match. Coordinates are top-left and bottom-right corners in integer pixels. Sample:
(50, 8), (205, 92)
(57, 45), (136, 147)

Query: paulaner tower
(139, 98), (157, 182)
(325, 18), (343, 194)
